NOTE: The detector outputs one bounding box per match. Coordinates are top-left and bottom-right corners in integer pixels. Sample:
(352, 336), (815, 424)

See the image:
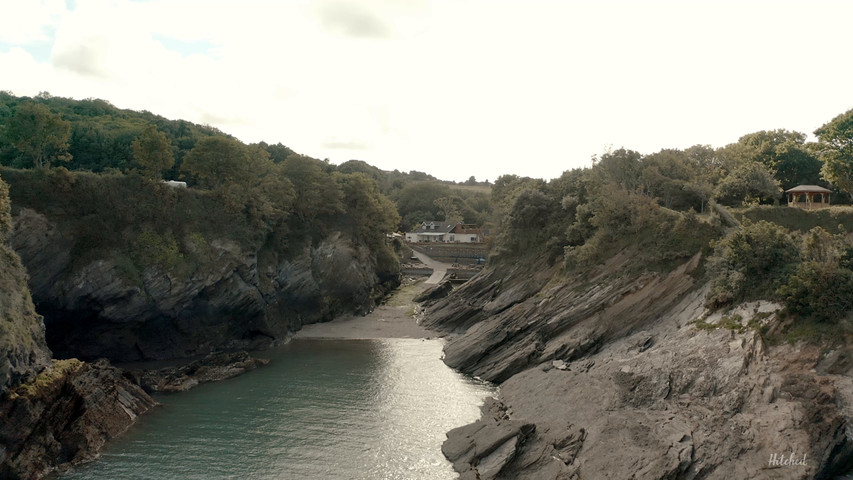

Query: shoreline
(294, 277), (438, 340)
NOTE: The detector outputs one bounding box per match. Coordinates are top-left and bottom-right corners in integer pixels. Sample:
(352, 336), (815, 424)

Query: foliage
(280, 154), (343, 223)
(133, 229), (183, 271)
(707, 220), (853, 323)
(706, 221), (799, 306)
(778, 261), (853, 323)
(490, 175), (546, 225)
(735, 205), (853, 233)
(640, 149), (711, 211)
(433, 196), (464, 223)
(338, 172), (400, 244)
(592, 148), (643, 191)
(713, 161), (781, 206)
(392, 181), (452, 230)
(0, 174), (9, 242)
(0, 93), (230, 174)
(181, 136), (256, 189)
(816, 108), (853, 200)
(3, 102), (72, 169)
(132, 124), (174, 179)
(727, 130), (823, 191)
(775, 227), (853, 322)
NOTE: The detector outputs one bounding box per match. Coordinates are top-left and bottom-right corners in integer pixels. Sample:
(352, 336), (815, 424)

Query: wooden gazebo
(785, 185), (832, 210)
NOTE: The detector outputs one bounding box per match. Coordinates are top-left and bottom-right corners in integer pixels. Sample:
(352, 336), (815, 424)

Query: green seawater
(58, 338), (494, 480)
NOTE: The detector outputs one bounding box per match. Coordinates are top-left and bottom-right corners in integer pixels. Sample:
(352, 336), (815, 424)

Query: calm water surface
(59, 338), (494, 480)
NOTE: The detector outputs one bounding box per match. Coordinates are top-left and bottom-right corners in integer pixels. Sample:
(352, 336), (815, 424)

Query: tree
(279, 154), (343, 222)
(816, 108), (853, 200)
(641, 149), (709, 211)
(132, 124), (174, 179)
(180, 136), (252, 189)
(338, 172), (400, 243)
(713, 161), (781, 206)
(592, 148), (643, 191)
(729, 130), (822, 191)
(706, 220), (799, 306)
(392, 181), (452, 230)
(4, 102), (72, 169)
(434, 196), (463, 224)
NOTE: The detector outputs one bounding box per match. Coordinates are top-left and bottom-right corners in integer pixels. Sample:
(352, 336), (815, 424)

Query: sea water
(58, 338), (494, 480)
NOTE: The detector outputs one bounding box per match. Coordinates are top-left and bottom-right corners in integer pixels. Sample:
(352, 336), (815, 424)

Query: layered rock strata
(424, 255), (853, 479)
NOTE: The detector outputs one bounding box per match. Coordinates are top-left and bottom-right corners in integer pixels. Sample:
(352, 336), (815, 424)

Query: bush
(777, 261), (853, 322)
(706, 220), (799, 306)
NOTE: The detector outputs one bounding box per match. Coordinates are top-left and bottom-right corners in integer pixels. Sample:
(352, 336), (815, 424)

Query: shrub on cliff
(777, 260), (853, 322)
(706, 220), (799, 307)
(776, 227), (853, 322)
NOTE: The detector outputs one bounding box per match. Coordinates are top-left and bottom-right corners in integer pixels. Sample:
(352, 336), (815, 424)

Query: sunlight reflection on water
(58, 338), (494, 480)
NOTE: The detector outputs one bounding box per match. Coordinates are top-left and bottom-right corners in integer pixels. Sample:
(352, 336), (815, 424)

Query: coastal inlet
(57, 338), (495, 480)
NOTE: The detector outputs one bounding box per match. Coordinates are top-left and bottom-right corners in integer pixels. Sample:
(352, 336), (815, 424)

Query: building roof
(452, 224), (483, 235)
(785, 185), (832, 194)
(411, 221), (457, 234)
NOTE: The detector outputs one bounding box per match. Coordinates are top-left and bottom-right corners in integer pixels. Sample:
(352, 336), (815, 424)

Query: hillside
(1, 166), (403, 362)
(418, 164), (853, 478)
(0, 173), (156, 480)
(0, 173), (50, 392)
(0, 93), (495, 236)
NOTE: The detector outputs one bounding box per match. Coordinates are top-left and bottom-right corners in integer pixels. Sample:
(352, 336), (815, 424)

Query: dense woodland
(0, 91), (493, 234)
(2, 92), (853, 333)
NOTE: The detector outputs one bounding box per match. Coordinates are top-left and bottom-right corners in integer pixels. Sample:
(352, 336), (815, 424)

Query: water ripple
(57, 339), (494, 480)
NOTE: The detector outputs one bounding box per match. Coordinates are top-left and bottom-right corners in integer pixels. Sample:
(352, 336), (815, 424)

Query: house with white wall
(405, 221), (484, 243)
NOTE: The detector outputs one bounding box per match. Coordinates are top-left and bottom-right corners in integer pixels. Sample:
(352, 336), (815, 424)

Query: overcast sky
(2, 0), (852, 182)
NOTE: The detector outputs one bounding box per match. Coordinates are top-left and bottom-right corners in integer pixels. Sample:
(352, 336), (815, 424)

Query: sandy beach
(294, 278), (438, 340)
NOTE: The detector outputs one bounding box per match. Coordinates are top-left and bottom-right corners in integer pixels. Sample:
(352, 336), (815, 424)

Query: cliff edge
(424, 253), (853, 479)
(2, 169), (401, 363)
(0, 174), (156, 479)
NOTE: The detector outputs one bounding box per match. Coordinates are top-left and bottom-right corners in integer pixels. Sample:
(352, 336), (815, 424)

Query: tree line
(483, 106), (853, 327)
(0, 92), (496, 235)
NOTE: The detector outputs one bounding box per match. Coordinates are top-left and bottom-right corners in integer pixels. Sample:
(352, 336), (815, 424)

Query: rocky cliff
(0, 177), (50, 394)
(1, 174), (157, 479)
(9, 206), (397, 363)
(425, 253), (853, 479)
(0, 359), (156, 479)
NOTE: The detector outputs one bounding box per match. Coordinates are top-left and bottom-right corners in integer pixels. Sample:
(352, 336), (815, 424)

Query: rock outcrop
(126, 350), (270, 393)
(0, 359), (156, 480)
(424, 254), (853, 479)
(0, 182), (51, 393)
(11, 208), (396, 362)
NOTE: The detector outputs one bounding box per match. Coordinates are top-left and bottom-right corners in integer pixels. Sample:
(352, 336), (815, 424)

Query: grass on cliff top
(734, 205), (853, 233)
(566, 207), (722, 278)
(9, 358), (83, 399)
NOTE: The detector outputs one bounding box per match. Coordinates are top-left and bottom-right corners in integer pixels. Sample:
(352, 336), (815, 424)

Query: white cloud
(0, 0), (66, 44)
(1, 0), (852, 182)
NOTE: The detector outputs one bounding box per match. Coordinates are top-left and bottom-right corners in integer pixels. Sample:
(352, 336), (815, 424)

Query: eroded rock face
(11, 209), (397, 362)
(0, 201), (51, 395)
(0, 359), (156, 480)
(428, 255), (853, 479)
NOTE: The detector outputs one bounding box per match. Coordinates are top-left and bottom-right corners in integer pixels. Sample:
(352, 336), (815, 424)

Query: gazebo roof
(785, 185), (832, 194)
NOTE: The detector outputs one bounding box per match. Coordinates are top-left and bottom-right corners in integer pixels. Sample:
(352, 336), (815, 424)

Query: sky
(1, 0), (852, 183)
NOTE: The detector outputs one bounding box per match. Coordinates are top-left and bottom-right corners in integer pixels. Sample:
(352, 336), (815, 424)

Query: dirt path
(412, 250), (452, 285)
